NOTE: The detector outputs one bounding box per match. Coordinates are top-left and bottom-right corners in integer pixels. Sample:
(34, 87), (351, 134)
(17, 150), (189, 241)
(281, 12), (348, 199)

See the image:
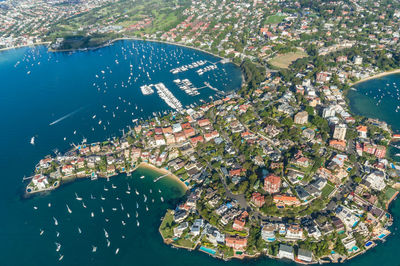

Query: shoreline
(136, 162), (188, 191)
(0, 42), (51, 53)
(350, 68), (400, 86)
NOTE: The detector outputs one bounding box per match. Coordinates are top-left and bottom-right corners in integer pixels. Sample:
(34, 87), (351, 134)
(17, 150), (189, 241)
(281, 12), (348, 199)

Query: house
(278, 244), (294, 260)
(329, 140), (346, 151)
(225, 236), (247, 250)
(336, 206), (360, 229)
(264, 174), (281, 194)
(173, 209), (188, 223)
(198, 119), (211, 127)
(232, 219), (245, 231)
(190, 219), (204, 236)
(294, 111), (308, 124)
(154, 135), (166, 146)
(251, 192), (265, 207)
(261, 224), (276, 242)
(286, 224), (303, 240)
(184, 127), (196, 138)
(273, 195), (300, 206)
(356, 125), (368, 138)
(364, 171), (386, 191)
(204, 131), (219, 141)
(62, 164), (74, 174)
(174, 132), (186, 143)
(297, 248), (313, 262)
(174, 222), (189, 237)
(190, 135), (204, 146)
(172, 123), (182, 133)
(32, 174), (49, 190)
(316, 72), (331, 83)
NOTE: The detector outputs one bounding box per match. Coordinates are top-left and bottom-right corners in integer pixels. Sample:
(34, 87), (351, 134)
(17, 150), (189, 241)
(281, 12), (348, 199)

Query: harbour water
(0, 41), (399, 265)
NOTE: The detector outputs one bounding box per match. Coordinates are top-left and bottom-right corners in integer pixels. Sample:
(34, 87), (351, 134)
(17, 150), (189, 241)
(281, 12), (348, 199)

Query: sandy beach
(137, 162), (188, 191)
(351, 69), (400, 86)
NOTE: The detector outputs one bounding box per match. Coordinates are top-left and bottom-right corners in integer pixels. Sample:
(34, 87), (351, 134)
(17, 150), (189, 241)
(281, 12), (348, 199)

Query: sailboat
(30, 136), (35, 145)
(59, 255), (64, 261)
(53, 217), (58, 226)
(66, 204), (72, 214)
(140, 175), (145, 179)
(107, 239), (110, 247)
(82, 202), (87, 208)
(101, 207), (104, 213)
(137, 220), (140, 227)
(75, 193), (82, 201)
(91, 212), (94, 217)
(115, 248), (119, 255)
(104, 228), (109, 238)
(39, 229), (44, 235)
(55, 242), (61, 252)
(92, 246), (97, 252)
(78, 227), (82, 234)
(135, 189), (139, 195)
(160, 197), (164, 202)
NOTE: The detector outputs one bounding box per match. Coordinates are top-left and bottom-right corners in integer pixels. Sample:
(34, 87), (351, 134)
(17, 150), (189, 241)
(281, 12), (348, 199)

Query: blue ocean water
(0, 41), (399, 266)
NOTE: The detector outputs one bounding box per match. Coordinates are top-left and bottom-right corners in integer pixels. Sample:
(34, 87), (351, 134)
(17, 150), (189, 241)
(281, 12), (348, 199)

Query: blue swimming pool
(200, 246), (216, 255)
(378, 233), (386, 239)
(365, 241), (373, 247)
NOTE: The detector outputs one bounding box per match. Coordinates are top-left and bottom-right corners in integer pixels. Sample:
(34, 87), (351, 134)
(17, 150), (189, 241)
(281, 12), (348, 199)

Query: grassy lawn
(269, 50), (308, 69)
(175, 238), (195, 249)
(321, 184), (335, 199)
(264, 14), (286, 24)
(159, 210), (175, 239)
(385, 187), (398, 201)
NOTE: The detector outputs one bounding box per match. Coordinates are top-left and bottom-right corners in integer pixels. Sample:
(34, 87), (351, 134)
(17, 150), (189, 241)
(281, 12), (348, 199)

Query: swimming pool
(365, 241), (373, 247)
(199, 246), (216, 255)
(378, 233), (386, 239)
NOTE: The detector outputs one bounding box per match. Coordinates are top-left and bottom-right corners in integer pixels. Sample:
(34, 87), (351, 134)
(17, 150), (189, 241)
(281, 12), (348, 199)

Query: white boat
(104, 228), (109, 238)
(122, 220), (126, 226)
(39, 229), (44, 235)
(137, 220), (140, 227)
(101, 207), (104, 213)
(104, 186), (108, 191)
(75, 193), (82, 201)
(144, 195), (147, 202)
(53, 217), (58, 226)
(112, 208), (117, 211)
(59, 255), (64, 261)
(82, 202), (87, 208)
(127, 213), (130, 218)
(112, 184), (117, 189)
(136, 202), (139, 208)
(136, 211), (138, 218)
(30, 136), (35, 145)
(55, 242), (61, 252)
(127, 184), (131, 191)
(48, 203), (51, 207)
(66, 204), (72, 214)
(92, 246), (97, 252)
(140, 175), (145, 179)
(78, 227), (82, 234)
(91, 212), (94, 217)
(126, 191), (131, 194)
(120, 203), (124, 211)
(160, 197), (164, 202)
(56, 231), (60, 237)
(101, 196), (105, 200)
(107, 239), (110, 247)
(115, 248), (119, 255)
(135, 189), (139, 195)
(33, 206), (38, 210)
(145, 206), (149, 211)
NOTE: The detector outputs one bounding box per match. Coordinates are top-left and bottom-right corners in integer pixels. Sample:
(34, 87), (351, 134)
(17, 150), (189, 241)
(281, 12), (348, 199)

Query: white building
(364, 171), (386, 191)
(298, 248), (313, 262)
(278, 244), (294, 260)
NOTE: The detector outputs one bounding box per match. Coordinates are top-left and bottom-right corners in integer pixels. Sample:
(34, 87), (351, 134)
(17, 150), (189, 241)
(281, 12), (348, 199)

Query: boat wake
(49, 107), (85, 126)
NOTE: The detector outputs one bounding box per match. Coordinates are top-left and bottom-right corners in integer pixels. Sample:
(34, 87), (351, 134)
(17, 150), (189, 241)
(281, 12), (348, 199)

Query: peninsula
(16, 0), (400, 264)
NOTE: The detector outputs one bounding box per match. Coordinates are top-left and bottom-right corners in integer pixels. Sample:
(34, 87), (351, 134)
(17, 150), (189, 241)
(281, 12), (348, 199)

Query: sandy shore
(351, 69), (400, 86)
(136, 162), (188, 191)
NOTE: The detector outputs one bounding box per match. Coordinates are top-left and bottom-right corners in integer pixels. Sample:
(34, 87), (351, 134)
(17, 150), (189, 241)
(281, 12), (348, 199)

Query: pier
(153, 173), (170, 183)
